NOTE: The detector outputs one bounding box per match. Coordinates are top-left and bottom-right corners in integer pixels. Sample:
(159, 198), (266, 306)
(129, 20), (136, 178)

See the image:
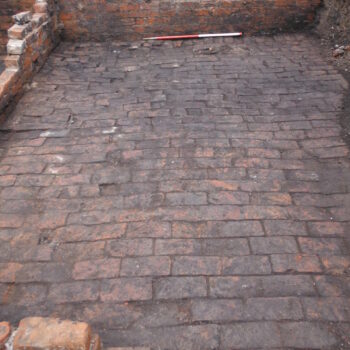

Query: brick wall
(0, 0), (35, 54)
(0, 0), (60, 114)
(58, 0), (321, 41)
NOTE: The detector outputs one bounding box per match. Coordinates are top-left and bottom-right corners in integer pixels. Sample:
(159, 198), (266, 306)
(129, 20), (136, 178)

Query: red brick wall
(58, 0), (321, 41)
(0, 0), (60, 114)
(0, 0), (35, 53)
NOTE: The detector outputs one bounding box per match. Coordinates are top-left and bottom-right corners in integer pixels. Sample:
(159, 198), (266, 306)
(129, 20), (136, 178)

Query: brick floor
(0, 34), (350, 349)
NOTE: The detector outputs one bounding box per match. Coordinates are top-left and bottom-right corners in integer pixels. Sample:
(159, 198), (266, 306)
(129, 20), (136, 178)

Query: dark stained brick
(250, 237), (298, 254)
(302, 297), (350, 321)
(271, 254), (322, 273)
(279, 322), (337, 348)
(127, 221), (171, 238)
(221, 322), (282, 348)
(314, 275), (350, 296)
(210, 276), (316, 297)
(208, 191), (249, 205)
(100, 278), (152, 302)
(298, 237), (346, 255)
(222, 256), (271, 275)
(321, 256), (350, 275)
(264, 220), (307, 236)
(154, 277), (207, 299)
(73, 258), (121, 280)
(201, 238), (249, 256)
(48, 281), (99, 303)
(120, 256), (171, 276)
(308, 221), (346, 236)
(155, 239), (201, 255)
(172, 256), (221, 275)
(106, 239), (153, 257)
(192, 297), (302, 322)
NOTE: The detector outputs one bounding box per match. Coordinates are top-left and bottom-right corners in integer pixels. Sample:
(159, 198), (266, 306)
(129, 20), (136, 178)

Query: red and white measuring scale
(144, 32), (243, 40)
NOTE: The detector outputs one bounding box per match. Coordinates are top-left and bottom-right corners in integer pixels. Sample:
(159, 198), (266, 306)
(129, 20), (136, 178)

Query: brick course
(0, 0), (60, 115)
(57, 0), (321, 41)
(0, 0), (35, 54)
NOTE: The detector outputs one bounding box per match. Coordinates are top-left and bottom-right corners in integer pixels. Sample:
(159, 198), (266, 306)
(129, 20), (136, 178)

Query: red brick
(0, 175), (16, 186)
(0, 214), (24, 228)
(271, 254), (322, 273)
(0, 263), (22, 282)
(154, 277), (207, 299)
(308, 221), (345, 236)
(302, 297), (350, 321)
(210, 276), (316, 298)
(201, 238), (249, 256)
(314, 275), (350, 296)
(247, 148), (280, 159)
(298, 237), (346, 255)
(0, 322), (11, 348)
(100, 278), (152, 302)
(120, 256), (170, 276)
(250, 237), (298, 254)
(221, 322), (282, 348)
(154, 239), (201, 255)
(127, 221), (170, 238)
(106, 239), (153, 257)
(208, 191), (249, 205)
(251, 192), (292, 206)
(264, 220), (307, 236)
(280, 322), (337, 348)
(48, 281), (99, 303)
(13, 317), (91, 350)
(54, 223), (126, 242)
(172, 256), (222, 275)
(222, 256), (271, 275)
(73, 258), (121, 280)
(321, 256), (350, 275)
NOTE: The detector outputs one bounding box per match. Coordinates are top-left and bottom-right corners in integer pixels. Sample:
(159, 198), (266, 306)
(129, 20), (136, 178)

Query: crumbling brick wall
(0, 0), (35, 54)
(58, 0), (321, 41)
(0, 0), (60, 114)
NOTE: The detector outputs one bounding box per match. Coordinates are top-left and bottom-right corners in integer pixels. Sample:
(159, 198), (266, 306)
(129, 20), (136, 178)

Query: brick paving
(0, 34), (350, 349)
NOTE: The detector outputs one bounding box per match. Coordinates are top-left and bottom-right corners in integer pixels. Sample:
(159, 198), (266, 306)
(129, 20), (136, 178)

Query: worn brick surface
(0, 34), (349, 349)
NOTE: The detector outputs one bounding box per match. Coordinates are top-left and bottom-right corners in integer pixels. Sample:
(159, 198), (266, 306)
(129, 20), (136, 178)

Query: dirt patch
(313, 0), (350, 146)
(316, 0), (350, 46)
(314, 0), (350, 72)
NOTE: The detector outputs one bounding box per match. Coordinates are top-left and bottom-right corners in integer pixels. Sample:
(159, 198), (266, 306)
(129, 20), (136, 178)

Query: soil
(313, 0), (350, 146)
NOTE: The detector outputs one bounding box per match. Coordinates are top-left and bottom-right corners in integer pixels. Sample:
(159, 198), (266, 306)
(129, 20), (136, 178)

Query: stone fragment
(31, 13), (48, 27)
(7, 39), (26, 55)
(0, 322), (11, 350)
(13, 317), (91, 350)
(4, 55), (23, 69)
(8, 23), (32, 40)
(34, 1), (49, 14)
(333, 47), (344, 57)
(89, 334), (101, 350)
(13, 11), (32, 25)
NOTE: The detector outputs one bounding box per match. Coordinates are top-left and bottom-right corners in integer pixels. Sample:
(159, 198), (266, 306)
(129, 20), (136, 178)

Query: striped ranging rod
(144, 32), (243, 40)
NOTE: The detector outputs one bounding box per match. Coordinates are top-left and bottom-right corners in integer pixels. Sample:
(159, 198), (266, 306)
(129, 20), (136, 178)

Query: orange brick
(13, 317), (91, 350)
